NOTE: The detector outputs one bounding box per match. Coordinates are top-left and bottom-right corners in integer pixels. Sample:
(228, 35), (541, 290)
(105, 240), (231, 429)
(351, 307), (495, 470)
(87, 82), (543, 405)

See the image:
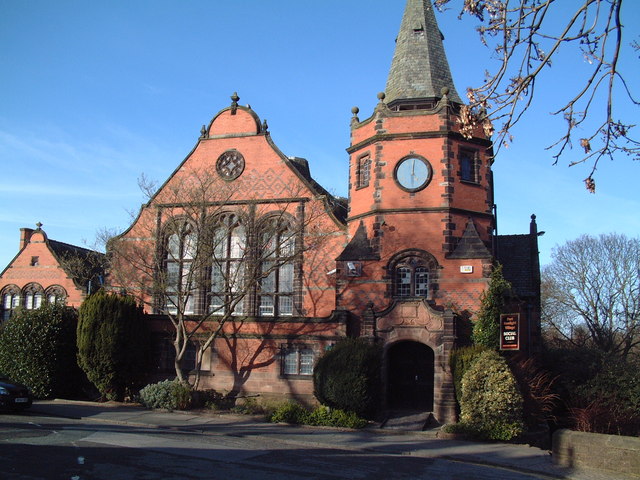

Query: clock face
(394, 156), (432, 192)
(216, 150), (245, 180)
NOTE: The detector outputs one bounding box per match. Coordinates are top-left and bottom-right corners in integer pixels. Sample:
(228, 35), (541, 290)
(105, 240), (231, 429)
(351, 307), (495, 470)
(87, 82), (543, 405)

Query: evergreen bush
(307, 405), (368, 429)
(268, 401), (309, 424)
(460, 350), (525, 440)
(573, 356), (640, 436)
(0, 303), (81, 398)
(449, 345), (488, 405)
(77, 290), (151, 401)
(267, 402), (368, 429)
(313, 338), (382, 418)
(472, 264), (512, 350)
(138, 379), (192, 410)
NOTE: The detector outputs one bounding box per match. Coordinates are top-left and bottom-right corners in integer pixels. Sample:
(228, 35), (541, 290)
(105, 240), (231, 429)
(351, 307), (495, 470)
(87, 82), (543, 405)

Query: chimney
(20, 228), (34, 250)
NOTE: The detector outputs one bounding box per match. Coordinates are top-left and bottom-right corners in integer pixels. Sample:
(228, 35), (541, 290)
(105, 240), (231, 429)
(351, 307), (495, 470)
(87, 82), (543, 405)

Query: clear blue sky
(1, 0), (639, 270)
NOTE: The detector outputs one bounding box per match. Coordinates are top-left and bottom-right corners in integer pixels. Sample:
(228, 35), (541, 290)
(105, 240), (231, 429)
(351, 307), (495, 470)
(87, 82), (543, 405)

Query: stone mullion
(153, 206), (164, 314)
(245, 204), (258, 317)
(294, 201), (305, 316)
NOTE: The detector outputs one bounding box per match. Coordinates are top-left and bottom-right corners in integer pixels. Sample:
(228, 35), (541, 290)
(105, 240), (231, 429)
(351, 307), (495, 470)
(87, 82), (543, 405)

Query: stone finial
(230, 92), (239, 114)
(351, 106), (360, 123)
(377, 92), (386, 103)
(440, 87), (450, 97)
(262, 119), (269, 132)
(200, 125), (207, 138)
(35, 222), (43, 230)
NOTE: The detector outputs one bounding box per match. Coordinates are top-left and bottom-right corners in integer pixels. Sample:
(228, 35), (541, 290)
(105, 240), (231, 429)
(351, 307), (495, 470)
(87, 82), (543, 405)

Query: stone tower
(338, 0), (495, 423)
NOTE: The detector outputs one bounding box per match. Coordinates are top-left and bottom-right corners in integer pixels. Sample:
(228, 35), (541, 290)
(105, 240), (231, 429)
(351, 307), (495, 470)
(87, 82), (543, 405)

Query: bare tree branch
(436, 0), (639, 192)
(108, 165), (338, 385)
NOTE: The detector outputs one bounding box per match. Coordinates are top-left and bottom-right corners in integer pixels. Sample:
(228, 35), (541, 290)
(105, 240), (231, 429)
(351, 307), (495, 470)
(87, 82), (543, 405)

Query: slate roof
(385, 0), (462, 105)
(496, 234), (539, 298)
(48, 239), (102, 261)
(287, 156), (347, 224)
(336, 222), (379, 261)
(449, 219), (491, 259)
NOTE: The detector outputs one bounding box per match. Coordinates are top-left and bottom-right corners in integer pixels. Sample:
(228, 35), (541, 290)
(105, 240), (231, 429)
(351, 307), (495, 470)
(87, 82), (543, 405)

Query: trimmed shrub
(313, 338), (382, 418)
(472, 264), (512, 350)
(268, 401), (309, 424)
(307, 405), (367, 429)
(0, 303), (81, 398)
(139, 379), (192, 410)
(267, 402), (368, 429)
(460, 350), (524, 440)
(77, 290), (151, 401)
(449, 345), (488, 405)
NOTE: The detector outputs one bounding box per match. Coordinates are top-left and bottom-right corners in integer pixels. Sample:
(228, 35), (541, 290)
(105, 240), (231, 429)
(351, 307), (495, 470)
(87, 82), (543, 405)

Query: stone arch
(386, 249), (440, 301)
(44, 285), (67, 305)
(375, 303), (457, 423)
(1, 284), (20, 321)
(22, 282), (44, 310)
(385, 339), (435, 410)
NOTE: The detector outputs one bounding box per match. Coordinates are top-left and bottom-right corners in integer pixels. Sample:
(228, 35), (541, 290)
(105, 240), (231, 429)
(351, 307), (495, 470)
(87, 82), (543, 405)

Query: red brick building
(110, 0), (541, 423)
(1, 0), (541, 424)
(0, 223), (104, 321)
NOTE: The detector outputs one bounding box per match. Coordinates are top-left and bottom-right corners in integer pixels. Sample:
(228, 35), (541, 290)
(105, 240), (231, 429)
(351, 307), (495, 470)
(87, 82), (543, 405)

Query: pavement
(27, 399), (637, 480)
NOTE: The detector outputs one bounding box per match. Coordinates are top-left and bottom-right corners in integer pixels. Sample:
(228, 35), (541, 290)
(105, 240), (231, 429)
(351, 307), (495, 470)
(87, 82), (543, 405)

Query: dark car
(0, 376), (32, 412)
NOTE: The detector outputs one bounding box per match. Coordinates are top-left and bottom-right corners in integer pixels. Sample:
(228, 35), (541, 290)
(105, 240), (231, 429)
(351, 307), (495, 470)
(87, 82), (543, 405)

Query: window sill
(280, 374), (313, 380)
(460, 179), (482, 187)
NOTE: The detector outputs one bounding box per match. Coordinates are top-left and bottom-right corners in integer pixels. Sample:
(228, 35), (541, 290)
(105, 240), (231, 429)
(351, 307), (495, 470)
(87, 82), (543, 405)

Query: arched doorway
(387, 341), (434, 411)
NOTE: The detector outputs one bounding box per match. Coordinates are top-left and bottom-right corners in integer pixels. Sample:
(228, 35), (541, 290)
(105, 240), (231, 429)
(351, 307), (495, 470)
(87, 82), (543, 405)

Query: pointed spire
(385, 0), (462, 107)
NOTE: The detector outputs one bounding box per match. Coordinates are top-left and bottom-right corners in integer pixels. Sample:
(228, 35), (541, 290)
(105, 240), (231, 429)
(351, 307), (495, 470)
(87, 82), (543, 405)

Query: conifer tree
(472, 264), (512, 350)
(77, 290), (151, 400)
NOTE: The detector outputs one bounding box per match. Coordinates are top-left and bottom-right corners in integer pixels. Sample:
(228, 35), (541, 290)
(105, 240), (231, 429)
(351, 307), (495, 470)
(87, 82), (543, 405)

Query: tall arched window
(165, 221), (196, 315)
(209, 214), (246, 315)
(389, 251), (438, 300)
(258, 217), (296, 316)
(23, 283), (44, 310)
(1, 285), (20, 322)
(45, 285), (67, 305)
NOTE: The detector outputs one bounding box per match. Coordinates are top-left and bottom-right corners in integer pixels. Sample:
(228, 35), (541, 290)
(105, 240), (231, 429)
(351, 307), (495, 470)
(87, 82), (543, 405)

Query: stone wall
(552, 429), (640, 476)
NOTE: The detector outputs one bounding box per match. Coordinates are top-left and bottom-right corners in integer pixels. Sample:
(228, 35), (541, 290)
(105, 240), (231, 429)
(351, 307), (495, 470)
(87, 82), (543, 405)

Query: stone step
(380, 410), (437, 431)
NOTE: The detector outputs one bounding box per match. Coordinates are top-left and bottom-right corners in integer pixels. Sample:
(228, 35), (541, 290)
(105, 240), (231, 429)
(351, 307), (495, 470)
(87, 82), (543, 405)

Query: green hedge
(268, 402), (367, 429)
(0, 304), (81, 398)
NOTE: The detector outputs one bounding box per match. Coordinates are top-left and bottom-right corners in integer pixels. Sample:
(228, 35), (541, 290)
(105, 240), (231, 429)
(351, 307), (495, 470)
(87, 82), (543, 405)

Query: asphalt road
(0, 411), (552, 480)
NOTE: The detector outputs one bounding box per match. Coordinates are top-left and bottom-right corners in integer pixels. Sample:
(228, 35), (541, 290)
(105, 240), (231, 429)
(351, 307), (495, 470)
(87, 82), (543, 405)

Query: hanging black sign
(500, 313), (520, 350)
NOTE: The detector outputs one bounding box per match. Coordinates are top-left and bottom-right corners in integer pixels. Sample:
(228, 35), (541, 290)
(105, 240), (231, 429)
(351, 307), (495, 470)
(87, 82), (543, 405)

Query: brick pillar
(434, 308), (457, 424)
(361, 303), (376, 338)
